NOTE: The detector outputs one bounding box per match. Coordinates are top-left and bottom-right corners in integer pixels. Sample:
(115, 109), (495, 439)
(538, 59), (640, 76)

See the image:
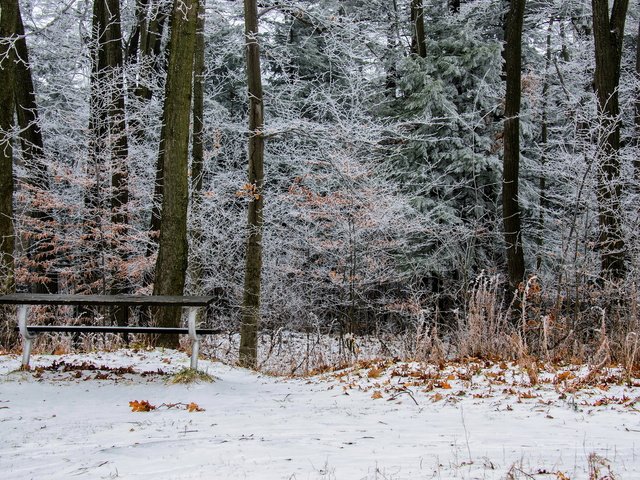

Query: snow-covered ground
(1, 349), (639, 479)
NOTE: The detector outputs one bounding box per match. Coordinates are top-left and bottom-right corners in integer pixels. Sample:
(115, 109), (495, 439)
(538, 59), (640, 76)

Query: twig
(389, 387), (419, 406)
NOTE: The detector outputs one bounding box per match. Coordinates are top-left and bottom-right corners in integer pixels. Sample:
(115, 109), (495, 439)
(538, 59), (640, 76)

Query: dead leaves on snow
(129, 400), (205, 413)
(319, 357), (640, 408)
(129, 400), (156, 412)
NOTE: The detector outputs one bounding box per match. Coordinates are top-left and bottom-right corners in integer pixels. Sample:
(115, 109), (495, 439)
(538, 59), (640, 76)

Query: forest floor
(1, 338), (639, 479)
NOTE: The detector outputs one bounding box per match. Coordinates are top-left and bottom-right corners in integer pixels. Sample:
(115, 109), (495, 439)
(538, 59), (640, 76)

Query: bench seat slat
(0, 294), (215, 307)
(15, 326), (223, 335)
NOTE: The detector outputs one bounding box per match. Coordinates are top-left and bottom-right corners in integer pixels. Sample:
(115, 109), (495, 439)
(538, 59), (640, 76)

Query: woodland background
(0, 0), (639, 367)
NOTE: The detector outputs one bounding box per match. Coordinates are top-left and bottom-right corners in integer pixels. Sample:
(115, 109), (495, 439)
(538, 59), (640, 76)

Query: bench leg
(191, 337), (201, 370)
(187, 307), (201, 370)
(17, 305), (35, 369)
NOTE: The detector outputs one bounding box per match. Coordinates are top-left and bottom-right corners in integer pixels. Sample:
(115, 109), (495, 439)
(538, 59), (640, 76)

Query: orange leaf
(556, 371), (575, 382)
(187, 402), (204, 412)
(371, 390), (383, 399)
(129, 400), (156, 412)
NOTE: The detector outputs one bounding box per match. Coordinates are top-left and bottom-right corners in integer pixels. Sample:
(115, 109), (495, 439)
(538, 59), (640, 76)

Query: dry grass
(167, 367), (216, 384)
(2, 275), (639, 376)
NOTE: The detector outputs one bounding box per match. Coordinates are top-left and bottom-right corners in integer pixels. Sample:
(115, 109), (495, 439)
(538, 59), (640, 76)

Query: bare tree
(239, 0), (265, 368)
(591, 0), (628, 280)
(13, 2), (58, 293)
(85, 0), (130, 324)
(190, 0), (206, 294)
(502, 0), (526, 289)
(152, 0), (199, 347)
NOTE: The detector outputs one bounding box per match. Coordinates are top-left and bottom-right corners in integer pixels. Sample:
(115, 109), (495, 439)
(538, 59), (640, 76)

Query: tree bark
(634, 17), (639, 183)
(502, 0), (526, 289)
(537, 18), (552, 271)
(591, 0), (628, 280)
(191, 0), (205, 200)
(0, 0), (18, 294)
(190, 0), (205, 295)
(239, 0), (265, 368)
(145, 1), (174, 260)
(410, 0), (427, 58)
(152, 0), (199, 347)
(384, 0), (400, 97)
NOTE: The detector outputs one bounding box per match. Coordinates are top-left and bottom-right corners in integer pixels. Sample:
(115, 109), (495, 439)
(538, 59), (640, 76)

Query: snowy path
(1, 350), (639, 479)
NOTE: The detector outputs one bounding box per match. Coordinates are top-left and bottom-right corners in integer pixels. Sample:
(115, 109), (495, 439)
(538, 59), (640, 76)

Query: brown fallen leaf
(129, 400), (156, 412)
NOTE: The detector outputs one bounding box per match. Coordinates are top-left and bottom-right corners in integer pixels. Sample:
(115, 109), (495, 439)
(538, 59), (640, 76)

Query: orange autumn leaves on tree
(129, 400), (205, 412)
(235, 183), (261, 200)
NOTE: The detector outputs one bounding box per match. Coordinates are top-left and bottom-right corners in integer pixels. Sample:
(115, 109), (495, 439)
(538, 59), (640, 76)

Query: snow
(1, 349), (639, 479)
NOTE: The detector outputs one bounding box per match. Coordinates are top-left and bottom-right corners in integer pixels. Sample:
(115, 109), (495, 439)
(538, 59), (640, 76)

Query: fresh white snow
(1, 349), (638, 479)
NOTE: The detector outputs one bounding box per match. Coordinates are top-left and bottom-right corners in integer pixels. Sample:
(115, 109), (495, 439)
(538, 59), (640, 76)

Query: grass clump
(168, 367), (216, 384)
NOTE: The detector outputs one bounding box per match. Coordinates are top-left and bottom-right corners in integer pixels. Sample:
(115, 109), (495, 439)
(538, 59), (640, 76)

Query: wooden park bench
(0, 294), (218, 370)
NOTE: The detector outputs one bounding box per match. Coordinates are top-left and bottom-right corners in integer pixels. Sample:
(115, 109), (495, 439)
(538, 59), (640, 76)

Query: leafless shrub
(456, 273), (515, 359)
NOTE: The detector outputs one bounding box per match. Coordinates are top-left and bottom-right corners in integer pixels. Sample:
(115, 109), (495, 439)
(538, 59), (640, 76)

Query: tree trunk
(191, 0), (205, 200)
(384, 0), (400, 97)
(0, 0), (17, 294)
(634, 17), (639, 183)
(591, 0), (628, 280)
(190, 0), (206, 295)
(502, 0), (526, 289)
(410, 0), (427, 58)
(126, 0), (149, 63)
(145, 1), (173, 261)
(152, 0), (199, 347)
(239, 0), (265, 368)
(537, 18), (552, 271)
(87, 0), (130, 324)
(14, 4), (58, 293)
(105, 0), (130, 325)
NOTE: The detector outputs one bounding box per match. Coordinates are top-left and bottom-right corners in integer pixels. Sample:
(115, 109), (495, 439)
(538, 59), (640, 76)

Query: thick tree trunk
(145, 2), (174, 261)
(591, 0), (628, 280)
(239, 0), (265, 368)
(0, 0), (17, 294)
(502, 0), (526, 289)
(14, 4), (58, 293)
(410, 0), (427, 58)
(152, 0), (199, 347)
